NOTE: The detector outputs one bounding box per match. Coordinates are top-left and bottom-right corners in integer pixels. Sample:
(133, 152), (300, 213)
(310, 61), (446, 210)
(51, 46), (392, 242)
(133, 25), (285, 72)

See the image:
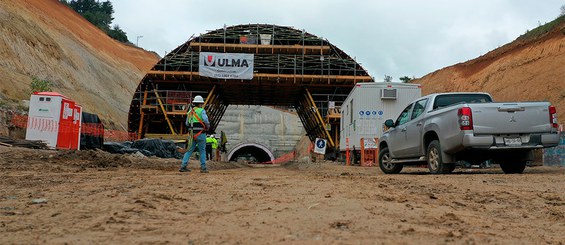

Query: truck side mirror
(384, 119), (395, 128)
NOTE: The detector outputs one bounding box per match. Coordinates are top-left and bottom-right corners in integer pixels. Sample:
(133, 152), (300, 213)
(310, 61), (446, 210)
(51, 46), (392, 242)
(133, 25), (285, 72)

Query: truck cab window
(396, 104), (413, 126)
(433, 94), (493, 110)
(411, 99), (428, 120)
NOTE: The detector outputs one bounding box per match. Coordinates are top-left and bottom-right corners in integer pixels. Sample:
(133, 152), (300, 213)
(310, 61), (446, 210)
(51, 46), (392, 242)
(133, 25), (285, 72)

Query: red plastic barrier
(360, 138), (379, 167)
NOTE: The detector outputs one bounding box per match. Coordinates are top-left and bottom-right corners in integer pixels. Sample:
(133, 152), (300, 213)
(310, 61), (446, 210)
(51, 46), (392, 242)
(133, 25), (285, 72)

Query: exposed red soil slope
(18, 0), (156, 72)
(0, 0), (159, 128)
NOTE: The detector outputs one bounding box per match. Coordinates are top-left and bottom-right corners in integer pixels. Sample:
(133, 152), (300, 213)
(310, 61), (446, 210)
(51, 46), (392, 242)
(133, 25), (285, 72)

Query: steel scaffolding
(128, 24), (373, 150)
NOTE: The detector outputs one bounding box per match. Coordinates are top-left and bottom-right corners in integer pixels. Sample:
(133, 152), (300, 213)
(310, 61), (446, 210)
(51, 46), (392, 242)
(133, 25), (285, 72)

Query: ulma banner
(199, 52), (254, 80)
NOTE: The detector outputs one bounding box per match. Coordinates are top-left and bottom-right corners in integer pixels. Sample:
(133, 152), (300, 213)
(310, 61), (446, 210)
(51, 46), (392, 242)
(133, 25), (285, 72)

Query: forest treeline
(60, 0), (129, 43)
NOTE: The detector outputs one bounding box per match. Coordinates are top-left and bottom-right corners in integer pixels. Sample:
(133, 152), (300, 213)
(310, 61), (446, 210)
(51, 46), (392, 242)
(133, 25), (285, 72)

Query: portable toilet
(25, 92), (82, 150)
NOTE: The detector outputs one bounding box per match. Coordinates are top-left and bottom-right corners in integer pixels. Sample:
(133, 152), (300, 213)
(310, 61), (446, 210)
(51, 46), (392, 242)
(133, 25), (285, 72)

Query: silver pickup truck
(378, 92), (560, 174)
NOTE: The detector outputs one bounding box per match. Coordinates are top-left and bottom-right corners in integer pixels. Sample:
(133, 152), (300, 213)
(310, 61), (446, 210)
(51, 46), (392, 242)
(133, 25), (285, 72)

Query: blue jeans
(180, 133), (207, 170)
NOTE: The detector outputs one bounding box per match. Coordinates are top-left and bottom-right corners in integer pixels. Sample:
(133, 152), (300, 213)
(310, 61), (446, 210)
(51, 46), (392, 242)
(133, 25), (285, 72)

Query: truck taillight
(458, 107), (473, 130)
(549, 106), (558, 128)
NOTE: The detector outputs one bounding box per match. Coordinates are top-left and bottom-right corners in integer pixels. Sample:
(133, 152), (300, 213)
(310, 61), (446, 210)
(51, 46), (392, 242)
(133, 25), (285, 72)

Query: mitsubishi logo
(509, 115), (517, 122)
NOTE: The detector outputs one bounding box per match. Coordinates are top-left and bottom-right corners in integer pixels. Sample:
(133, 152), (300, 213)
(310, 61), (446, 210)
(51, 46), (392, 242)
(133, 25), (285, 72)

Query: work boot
(200, 169), (209, 173)
(179, 167), (191, 172)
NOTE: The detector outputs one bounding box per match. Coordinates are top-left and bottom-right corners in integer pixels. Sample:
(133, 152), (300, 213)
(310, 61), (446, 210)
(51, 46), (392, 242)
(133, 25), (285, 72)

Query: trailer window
(39, 97), (44, 101)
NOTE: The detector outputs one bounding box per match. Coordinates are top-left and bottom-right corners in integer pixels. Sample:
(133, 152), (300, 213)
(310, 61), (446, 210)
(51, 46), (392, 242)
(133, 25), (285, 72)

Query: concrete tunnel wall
(216, 105), (305, 160)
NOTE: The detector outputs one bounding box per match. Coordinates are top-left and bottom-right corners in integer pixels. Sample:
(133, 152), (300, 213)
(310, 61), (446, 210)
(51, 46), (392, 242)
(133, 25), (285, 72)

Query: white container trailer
(340, 82), (421, 152)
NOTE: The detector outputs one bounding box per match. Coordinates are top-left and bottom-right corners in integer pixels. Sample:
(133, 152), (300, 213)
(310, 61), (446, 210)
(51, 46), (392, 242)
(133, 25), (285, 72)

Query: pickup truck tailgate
(471, 102), (552, 134)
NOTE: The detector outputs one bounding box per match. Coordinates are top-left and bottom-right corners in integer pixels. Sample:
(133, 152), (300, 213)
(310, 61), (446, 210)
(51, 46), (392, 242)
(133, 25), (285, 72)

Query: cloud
(112, 0), (564, 81)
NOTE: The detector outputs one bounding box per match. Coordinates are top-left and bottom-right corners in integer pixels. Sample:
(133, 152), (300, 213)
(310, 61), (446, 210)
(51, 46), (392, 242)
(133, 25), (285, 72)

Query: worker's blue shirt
(200, 110), (210, 128)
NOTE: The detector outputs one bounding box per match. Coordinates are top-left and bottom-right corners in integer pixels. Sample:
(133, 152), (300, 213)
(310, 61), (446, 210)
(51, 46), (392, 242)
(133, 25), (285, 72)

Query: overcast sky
(112, 0), (563, 82)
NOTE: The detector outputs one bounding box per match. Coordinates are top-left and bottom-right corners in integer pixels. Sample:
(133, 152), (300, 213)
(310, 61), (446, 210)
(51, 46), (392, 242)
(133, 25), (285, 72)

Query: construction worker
(179, 95), (210, 173)
(220, 130), (227, 153)
(211, 135), (219, 161)
(205, 134), (214, 160)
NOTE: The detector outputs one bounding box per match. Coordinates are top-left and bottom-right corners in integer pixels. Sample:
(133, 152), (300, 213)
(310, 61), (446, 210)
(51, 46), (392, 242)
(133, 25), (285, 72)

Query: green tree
(108, 25), (128, 43)
(68, 0), (98, 14)
(399, 76), (414, 83)
(83, 10), (113, 31)
(60, 0), (128, 43)
(384, 75), (392, 83)
(30, 77), (53, 94)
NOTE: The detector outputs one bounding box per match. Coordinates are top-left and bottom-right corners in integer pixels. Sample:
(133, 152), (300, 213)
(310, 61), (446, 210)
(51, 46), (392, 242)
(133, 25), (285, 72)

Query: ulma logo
(204, 54), (249, 67)
(205, 55), (215, 66)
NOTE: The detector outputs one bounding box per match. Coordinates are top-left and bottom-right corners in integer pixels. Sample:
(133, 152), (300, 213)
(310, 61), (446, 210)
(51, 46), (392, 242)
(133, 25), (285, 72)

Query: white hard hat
(211, 135), (215, 138)
(192, 95), (204, 103)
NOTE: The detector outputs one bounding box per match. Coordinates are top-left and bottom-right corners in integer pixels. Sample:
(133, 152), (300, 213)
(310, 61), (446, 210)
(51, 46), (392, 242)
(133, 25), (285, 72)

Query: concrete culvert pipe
(228, 143), (274, 163)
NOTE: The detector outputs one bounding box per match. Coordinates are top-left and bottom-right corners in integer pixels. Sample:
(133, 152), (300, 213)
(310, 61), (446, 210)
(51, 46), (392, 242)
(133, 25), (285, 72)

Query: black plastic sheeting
(80, 112), (104, 150)
(102, 139), (183, 159)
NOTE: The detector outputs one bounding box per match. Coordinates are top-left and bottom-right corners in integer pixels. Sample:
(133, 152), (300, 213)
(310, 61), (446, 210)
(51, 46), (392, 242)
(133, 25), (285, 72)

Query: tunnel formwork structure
(128, 24), (373, 149)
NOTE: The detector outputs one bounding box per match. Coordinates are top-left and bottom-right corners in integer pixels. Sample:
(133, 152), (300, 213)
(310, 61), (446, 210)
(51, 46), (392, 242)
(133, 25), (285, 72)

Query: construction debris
(0, 136), (48, 149)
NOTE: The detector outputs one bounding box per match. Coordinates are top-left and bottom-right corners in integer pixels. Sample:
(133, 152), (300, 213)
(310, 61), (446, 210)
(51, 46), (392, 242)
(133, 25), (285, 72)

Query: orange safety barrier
(81, 123), (103, 136)
(9, 112), (29, 129)
(104, 130), (137, 142)
(8, 111), (137, 142)
(308, 142), (314, 152)
(260, 151), (296, 164)
(259, 142), (314, 164)
(360, 138), (379, 167)
(166, 91), (192, 105)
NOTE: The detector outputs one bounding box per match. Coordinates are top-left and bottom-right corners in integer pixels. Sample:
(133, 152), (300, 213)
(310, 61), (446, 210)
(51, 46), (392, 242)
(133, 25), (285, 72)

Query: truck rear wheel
(427, 140), (454, 174)
(379, 147), (403, 174)
(498, 160), (526, 174)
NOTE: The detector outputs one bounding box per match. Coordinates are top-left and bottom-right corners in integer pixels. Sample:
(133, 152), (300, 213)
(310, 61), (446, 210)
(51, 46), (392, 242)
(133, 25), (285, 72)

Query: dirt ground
(1, 146), (564, 244)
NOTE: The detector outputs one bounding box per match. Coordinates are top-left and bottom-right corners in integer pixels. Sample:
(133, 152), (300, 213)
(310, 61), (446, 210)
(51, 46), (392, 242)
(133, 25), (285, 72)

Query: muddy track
(1, 146), (564, 244)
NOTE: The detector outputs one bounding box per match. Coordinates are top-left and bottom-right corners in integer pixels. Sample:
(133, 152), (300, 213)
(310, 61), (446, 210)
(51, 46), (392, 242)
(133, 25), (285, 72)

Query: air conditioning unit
(381, 88), (397, 100)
